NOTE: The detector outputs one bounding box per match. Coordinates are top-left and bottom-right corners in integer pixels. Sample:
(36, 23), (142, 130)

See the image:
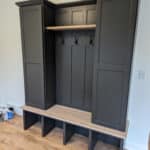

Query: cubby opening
(63, 122), (89, 145)
(23, 111), (42, 135)
(89, 130), (121, 150)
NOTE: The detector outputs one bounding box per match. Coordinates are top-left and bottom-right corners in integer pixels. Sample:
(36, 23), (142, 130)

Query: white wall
(0, 0), (149, 149)
(125, 0), (150, 149)
(0, 0), (25, 113)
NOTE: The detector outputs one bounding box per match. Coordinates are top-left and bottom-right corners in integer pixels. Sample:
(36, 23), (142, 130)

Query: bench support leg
(120, 139), (124, 150)
(23, 110), (38, 130)
(41, 116), (55, 137)
(63, 123), (74, 145)
(88, 130), (97, 150)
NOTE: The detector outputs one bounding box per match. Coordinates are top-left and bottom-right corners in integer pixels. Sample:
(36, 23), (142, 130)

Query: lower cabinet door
(25, 63), (45, 109)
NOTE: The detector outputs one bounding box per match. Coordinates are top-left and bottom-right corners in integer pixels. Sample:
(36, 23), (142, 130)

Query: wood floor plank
(0, 116), (118, 150)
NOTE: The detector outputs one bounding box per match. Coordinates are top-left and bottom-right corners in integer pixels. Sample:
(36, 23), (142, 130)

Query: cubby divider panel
(23, 110), (40, 130)
(41, 116), (55, 137)
(88, 130), (97, 150)
(63, 122), (75, 145)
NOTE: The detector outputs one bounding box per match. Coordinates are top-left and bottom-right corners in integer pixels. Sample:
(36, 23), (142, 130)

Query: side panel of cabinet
(92, 0), (138, 131)
(44, 5), (56, 109)
(20, 5), (45, 109)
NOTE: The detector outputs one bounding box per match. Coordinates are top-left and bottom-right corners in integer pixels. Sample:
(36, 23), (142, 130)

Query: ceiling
(48, 0), (92, 4)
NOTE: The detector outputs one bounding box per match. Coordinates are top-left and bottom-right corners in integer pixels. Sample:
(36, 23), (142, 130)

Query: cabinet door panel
(84, 45), (94, 111)
(22, 5), (43, 63)
(92, 0), (138, 131)
(71, 45), (85, 109)
(55, 8), (71, 25)
(94, 70), (124, 128)
(87, 9), (96, 24)
(56, 44), (72, 105)
(72, 7), (86, 25)
(25, 64), (44, 108)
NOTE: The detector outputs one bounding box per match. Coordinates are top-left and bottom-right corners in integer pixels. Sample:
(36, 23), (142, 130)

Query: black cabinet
(92, 0), (138, 131)
(17, 0), (138, 132)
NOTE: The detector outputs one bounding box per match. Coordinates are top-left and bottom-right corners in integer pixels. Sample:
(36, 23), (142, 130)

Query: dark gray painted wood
(23, 109), (122, 149)
(43, 4), (56, 109)
(19, 4), (45, 109)
(63, 122), (75, 145)
(84, 33), (94, 111)
(71, 44), (85, 109)
(120, 139), (124, 150)
(88, 130), (97, 150)
(71, 31), (94, 111)
(18, 2), (56, 109)
(56, 32), (72, 106)
(41, 116), (55, 137)
(16, 0), (55, 7)
(25, 63), (45, 108)
(55, 8), (72, 25)
(23, 110), (39, 130)
(56, 31), (94, 111)
(92, 0), (138, 131)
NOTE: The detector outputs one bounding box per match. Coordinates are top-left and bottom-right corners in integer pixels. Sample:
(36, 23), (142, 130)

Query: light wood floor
(0, 116), (118, 150)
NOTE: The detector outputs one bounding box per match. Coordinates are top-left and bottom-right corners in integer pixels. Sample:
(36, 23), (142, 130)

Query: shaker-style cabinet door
(20, 5), (45, 109)
(21, 5), (43, 64)
(25, 64), (45, 108)
(92, 0), (138, 131)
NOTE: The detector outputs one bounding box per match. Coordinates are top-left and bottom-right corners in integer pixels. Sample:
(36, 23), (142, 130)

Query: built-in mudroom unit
(16, 0), (138, 149)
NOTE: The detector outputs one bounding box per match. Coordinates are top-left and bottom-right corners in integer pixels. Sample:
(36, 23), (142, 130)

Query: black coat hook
(89, 36), (94, 45)
(74, 36), (78, 45)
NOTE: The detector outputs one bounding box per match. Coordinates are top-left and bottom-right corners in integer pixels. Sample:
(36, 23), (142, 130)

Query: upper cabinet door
(92, 0), (138, 131)
(21, 5), (43, 64)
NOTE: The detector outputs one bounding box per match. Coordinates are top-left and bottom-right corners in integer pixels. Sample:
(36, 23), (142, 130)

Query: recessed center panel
(56, 31), (94, 111)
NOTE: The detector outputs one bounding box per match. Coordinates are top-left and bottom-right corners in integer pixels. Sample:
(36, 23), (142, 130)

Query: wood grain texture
(46, 24), (96, 31)
(0, 116), (118, 150)
(22, 105), (127, 139)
